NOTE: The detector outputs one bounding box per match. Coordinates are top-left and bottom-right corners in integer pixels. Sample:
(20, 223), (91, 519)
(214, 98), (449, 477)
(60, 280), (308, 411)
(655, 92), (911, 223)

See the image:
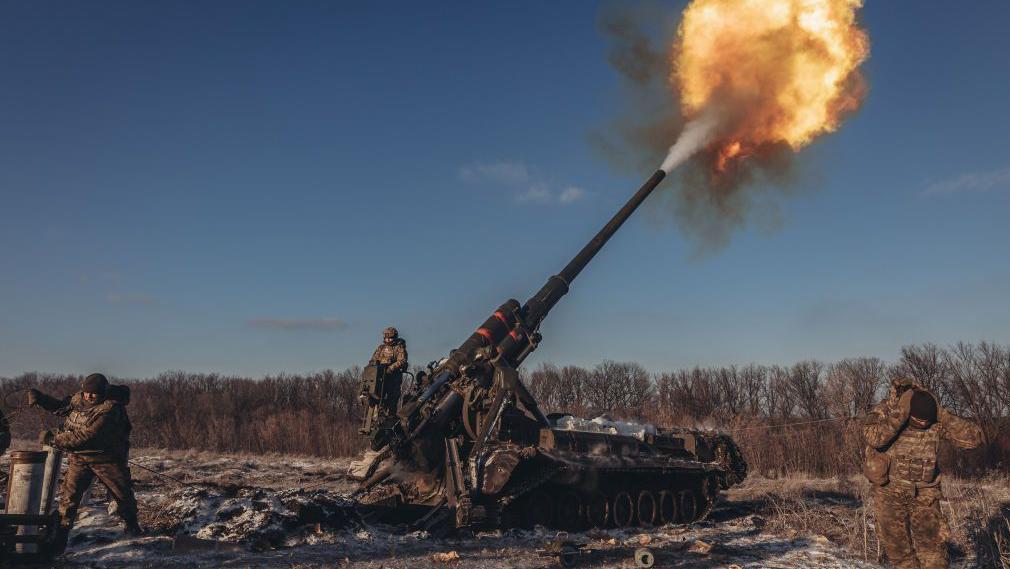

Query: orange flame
(673, 0), (869, 174)
(715, 140), (744, 172)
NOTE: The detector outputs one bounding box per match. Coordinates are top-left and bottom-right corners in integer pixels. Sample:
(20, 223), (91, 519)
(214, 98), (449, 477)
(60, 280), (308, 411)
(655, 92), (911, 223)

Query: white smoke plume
(659, 108), (722, 174)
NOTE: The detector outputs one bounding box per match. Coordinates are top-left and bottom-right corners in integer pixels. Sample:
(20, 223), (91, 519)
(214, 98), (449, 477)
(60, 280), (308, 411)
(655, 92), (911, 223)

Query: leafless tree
(738, 364), (767, 416)
(527, 363), (563, 413)
(765, 365), (796, 421)
(826, 357), (887, 418)
(892, 344), (950, 405)
(581, 360), (653, 418)
(785, 361), (827, 420)
(557, 365), (590, 413)
(943, 342), (1008, 466)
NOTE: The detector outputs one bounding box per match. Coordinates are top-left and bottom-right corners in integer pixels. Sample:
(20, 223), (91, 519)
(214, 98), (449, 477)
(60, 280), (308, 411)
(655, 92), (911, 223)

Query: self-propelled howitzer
(357, 170), (747, 532)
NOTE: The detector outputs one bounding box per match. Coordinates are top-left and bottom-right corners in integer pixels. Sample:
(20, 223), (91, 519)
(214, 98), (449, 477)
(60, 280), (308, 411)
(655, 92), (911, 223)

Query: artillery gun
(356, 170), (747, 532)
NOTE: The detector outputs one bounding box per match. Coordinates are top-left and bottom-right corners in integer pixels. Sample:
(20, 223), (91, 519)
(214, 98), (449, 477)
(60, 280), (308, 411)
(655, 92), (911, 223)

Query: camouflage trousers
(59, 458), (139, 529)
(874, 483), (948, 569)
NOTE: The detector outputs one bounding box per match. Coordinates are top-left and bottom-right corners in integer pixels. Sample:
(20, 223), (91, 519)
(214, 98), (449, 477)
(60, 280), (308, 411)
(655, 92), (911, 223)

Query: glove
(39, 430), (55, 447)
(27, 388), (41, 407)
(887, 388), (914, 428)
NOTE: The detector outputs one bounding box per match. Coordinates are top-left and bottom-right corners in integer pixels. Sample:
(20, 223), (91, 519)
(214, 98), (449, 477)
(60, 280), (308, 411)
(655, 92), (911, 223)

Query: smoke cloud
(593, 3), (768, 253)
(595, 0), (868, 253)
(591, 1), (683, 175)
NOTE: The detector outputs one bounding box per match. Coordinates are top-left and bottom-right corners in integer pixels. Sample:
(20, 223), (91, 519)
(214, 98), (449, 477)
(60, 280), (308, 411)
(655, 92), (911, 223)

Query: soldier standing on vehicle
(369, 327), (408, 375)
(863, 377), (982, 569)
(366, 326), (408, 412)
(28, 373), (143, 550)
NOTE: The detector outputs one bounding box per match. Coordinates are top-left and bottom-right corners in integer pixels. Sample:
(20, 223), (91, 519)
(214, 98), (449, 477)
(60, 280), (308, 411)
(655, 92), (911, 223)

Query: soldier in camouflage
(29, 373), (143, 546)
(367, 326), (408, 413)
(863, 377), (982, 569)
(369, 326), (408, 374)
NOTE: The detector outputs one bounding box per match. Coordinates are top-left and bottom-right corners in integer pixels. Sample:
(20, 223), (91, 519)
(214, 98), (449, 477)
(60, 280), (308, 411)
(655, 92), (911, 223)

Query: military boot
(122, 511), (145, 537)
(124, 520), (146, 537)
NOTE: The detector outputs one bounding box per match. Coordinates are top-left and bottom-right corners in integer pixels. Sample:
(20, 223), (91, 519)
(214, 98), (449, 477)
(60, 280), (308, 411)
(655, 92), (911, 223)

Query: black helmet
(909, 389), (938, 425)
(82, 373), (109, 395)
(383, 327), (398, 339)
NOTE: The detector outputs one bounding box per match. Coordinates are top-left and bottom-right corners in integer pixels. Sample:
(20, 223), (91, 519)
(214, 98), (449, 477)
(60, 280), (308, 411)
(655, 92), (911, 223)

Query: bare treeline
(2, 341), (1007, 477)
(1, 369), (367, 457)
(526, 342), (1009, 477)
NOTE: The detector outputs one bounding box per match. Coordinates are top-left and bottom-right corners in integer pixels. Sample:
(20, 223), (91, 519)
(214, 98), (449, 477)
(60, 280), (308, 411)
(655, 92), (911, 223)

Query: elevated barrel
(499, 170), (668, 362)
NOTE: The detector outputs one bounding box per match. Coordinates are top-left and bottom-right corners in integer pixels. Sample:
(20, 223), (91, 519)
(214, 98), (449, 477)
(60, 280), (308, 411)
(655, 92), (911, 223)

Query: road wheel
(658, 490), (676, 525)
(612, 491), (634, 528)
(636, 490), (657, 527)
(677, 489), (698, 523)
(585, 493), (609, 528)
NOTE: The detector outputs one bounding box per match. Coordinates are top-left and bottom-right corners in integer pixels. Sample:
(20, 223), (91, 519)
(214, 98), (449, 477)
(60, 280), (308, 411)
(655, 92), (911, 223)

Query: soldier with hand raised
(863, 378), (982, 569)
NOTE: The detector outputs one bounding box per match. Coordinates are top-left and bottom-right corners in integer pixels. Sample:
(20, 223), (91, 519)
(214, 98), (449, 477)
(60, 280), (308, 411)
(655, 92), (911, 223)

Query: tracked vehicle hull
(360, 418), (746, 532)
(481, 424), (744, 530)
(500, 427), (745, 529)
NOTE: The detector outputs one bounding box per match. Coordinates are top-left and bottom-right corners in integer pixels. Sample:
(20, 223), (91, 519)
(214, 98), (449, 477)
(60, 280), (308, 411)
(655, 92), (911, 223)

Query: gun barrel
(522, 169), (667, 328)
(436, 169), (668, 375)
(561, 169), (667, 284)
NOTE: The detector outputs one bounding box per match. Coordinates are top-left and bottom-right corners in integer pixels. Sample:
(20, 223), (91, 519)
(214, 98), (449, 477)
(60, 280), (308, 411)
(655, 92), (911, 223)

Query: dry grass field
(728, 474), (1010, 568)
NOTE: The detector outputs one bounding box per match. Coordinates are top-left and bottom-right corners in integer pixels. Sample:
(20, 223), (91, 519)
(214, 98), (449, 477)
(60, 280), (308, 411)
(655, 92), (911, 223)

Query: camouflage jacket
(369, 339), (408, 373)
(863, 392), (981, 487)
(36, 391), (132, 463)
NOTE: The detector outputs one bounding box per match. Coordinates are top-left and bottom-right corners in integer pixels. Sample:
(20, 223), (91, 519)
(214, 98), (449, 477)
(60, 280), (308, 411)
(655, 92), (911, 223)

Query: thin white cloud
(922, 166), (1010, 196)
(247, 318), (348, 332)
(458, 160), (586, 206)
(106, 293), (158, 306)
(559, 186), (586, 204)
(516, 182), (553, 204)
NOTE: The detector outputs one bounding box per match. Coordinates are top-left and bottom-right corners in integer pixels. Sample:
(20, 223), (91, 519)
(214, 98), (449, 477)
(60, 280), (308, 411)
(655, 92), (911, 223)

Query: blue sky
(1, 1), (1008, 378)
